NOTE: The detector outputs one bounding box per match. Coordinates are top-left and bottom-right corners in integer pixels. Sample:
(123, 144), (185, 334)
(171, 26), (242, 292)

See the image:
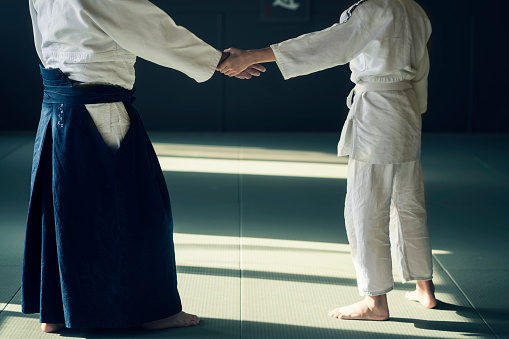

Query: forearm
(245, 47), (277, 65)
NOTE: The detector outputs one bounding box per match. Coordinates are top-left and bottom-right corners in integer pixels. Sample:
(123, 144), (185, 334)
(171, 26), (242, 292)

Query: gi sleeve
(412, 49), (430, 114)
(82, 0), (222, 83)
(270, 5), (374, 80)
(28, 0), (45, 65)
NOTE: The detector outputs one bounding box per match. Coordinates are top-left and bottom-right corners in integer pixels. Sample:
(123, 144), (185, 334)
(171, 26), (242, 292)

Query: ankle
(366, 294), (387, 308)
(416, 280), (434, 293)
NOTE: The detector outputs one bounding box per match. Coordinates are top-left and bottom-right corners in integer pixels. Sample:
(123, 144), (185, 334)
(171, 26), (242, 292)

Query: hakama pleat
(22, 67), (182, 328)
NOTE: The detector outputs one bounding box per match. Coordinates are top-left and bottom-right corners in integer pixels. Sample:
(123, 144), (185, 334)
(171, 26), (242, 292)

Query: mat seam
(432, 255), (500, 339)
(238, 137), (243, 338)
(0, 287), (21, 316)
(468, 153), (509, 180)
(0, 140), (32, 163)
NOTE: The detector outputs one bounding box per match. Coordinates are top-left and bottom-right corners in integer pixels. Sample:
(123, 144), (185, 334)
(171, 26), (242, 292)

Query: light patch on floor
(158, 157), (349, 179)
(154, 141), (348, 179)
(152, 143), (347, 163)
(2, 303), (21, 313)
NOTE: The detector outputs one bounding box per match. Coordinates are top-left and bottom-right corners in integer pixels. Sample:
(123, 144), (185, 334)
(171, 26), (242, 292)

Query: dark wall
(0, 0), (507, 133)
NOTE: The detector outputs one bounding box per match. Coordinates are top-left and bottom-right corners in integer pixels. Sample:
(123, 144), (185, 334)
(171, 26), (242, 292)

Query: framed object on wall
(261, 0), (310, 22)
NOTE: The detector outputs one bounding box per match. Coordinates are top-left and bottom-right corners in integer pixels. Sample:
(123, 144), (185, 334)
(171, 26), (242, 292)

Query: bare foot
(329, 295), (389, 320)
(405, 279), (437, 308)
(40, 323), (65, 333)
(142, 311), (200, 330)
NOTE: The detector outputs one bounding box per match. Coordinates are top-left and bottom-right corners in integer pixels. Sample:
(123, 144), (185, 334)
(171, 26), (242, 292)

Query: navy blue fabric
(22, 66), (182, 328)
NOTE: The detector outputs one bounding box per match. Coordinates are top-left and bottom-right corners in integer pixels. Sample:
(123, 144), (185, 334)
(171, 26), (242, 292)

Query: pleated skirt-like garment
(21, 66), (182, 328)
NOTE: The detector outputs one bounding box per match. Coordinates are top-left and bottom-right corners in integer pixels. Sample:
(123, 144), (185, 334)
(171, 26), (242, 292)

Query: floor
(0, 132), (507, 339)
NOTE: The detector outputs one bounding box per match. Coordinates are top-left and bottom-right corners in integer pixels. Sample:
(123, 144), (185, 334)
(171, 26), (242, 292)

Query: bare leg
(329, 294), (389, 320)
(142, 311), (200, 330)
(40, 323), (65, 333)
(405, 279), (437, 308)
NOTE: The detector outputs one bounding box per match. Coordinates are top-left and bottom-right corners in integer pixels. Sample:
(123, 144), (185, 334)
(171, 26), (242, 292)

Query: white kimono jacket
(29, 0), (222, 150)
(271, 0), (431, 164)
(29, 0), (222, 88)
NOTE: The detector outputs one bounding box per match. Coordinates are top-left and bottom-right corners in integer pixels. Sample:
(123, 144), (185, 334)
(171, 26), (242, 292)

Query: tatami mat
(0, 132), (507, 338)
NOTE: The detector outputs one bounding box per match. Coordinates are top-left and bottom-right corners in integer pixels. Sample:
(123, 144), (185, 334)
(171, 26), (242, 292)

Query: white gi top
(271, 0), (431, 164)
(28, 0), (223, 89)
(29, 0), (222, 151)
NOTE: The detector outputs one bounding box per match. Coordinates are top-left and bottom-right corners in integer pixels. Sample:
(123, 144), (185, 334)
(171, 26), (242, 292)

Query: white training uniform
(271, 0), (433, 296)
(29, 0), (222, 150)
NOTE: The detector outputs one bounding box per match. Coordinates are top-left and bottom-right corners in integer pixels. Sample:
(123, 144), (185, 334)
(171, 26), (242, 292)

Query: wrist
(219, 51), (230, 64)
(245, 50), (259, 65)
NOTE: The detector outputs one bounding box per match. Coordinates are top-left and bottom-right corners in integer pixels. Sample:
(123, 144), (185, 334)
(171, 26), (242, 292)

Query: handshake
(215, 47), (276, 79)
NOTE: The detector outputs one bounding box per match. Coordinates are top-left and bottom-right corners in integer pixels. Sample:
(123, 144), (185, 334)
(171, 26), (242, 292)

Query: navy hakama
(22, 67), (182, 328)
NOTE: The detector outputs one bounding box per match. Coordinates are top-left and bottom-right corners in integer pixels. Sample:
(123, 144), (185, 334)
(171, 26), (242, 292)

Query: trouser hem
(401, 276), (433, 284)
(359, 286), (393, 297)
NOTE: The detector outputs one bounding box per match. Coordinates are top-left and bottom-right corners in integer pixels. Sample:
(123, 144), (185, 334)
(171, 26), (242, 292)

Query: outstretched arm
(82, 0), (224, 83)
(217, 47), (276, 77)
(218, 3), (378, 81)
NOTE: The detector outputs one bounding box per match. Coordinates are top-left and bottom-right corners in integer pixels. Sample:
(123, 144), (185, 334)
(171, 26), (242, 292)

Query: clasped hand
(217, 48), (265, 79)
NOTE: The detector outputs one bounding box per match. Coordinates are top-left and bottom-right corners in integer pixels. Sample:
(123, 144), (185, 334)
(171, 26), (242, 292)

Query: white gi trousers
(85, 103), (131, 151)
(344, 159), (433, 296)
(340, 82), (433, 296)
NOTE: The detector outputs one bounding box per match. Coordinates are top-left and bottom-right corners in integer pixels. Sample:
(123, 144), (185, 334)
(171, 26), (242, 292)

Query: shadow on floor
(176, 265), (357, 287)
(389, 300), (509, 337)
(54, 316), (496, 339)
(435, 300), (509, 319)
(176, 265), (450, 289)
(390, 317), (493, 337)
(178, 243), (351, 255)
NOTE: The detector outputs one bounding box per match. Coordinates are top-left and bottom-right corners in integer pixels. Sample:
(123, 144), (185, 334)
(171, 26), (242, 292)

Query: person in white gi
(217, 0), (436, 320)
(28, 0), (264, 333)
(29, 0), (263, 152)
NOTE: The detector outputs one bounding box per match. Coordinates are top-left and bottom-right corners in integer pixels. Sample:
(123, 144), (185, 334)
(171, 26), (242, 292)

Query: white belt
(347, 81), (413, 108)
